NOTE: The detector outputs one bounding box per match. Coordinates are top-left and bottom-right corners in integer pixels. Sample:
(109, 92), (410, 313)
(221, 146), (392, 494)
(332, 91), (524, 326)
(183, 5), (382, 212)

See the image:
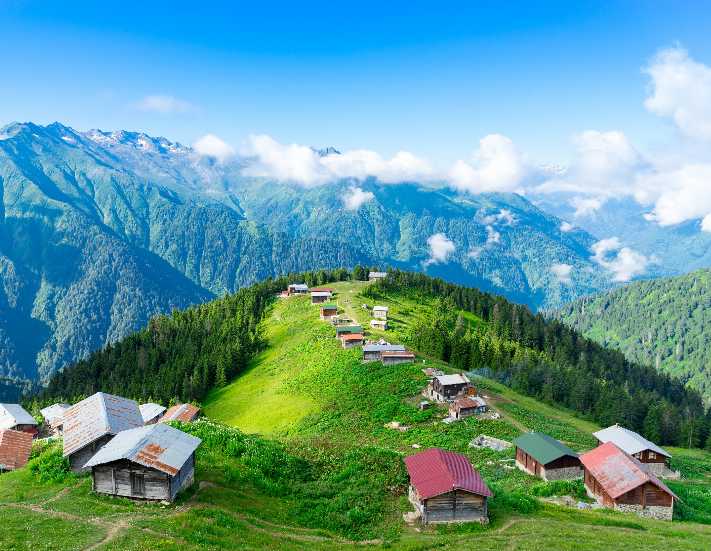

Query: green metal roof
(513, 432), (578, 465)
(321, 304), (337, 309)
(336, 325), (362, 334)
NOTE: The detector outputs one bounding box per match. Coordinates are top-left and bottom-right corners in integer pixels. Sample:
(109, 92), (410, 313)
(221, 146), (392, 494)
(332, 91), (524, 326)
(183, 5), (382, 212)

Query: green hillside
(556, 269), (711, 403)
(4, 278), (711, 549)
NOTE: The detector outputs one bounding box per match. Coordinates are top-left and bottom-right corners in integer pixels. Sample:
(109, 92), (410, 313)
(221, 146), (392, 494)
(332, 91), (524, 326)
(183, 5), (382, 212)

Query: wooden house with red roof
(580, 442), (677, 520)
(340, 333), (364, 349)
(404, 448), (492, 524)
(0, 429), (33, 472)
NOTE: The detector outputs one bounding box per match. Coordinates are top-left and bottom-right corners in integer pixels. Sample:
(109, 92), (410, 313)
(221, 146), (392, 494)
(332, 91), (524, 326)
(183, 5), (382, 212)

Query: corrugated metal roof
(381, 351), (415, 358)
(335, 325), (363, 334)
(0, 404), (37, 429)
(363, 344), (406, 353)
(453, 396), (486, 409)
(320, 304), (337, 310)
(373, 306), (389, 312)
(341, 333), (364, 341)
(580, 442), (677, 500)
(83, 423), (201, 476)
(434, 374), (470, 386)
(139, 403), (167, 424)
(593, 425), (670, 458)
(404, 448), (492, 500)
(40, 403), (70, 425)
(160, 403), (200, 423)
(513, 432), (578, 465)
(311, 288), (334, 292)
(311, 292), (331, 297)
(0, 429), (33, 471)
(288, 283), (309, 291)
(63, 392), (143, 457)
(368, 271), (387, 278)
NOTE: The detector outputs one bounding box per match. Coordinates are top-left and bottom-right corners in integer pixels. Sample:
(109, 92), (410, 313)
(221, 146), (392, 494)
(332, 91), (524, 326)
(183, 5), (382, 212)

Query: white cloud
(480, 208), (516, 226)
(551, 263), (573, 285)
(193, 134), (235, 162)
(645, 47), (711, 141)
(467, 246), (484, 260)
(591, 237), (649, 282)
(560, 221), (574, 232)
(241, 134), (432, 186)
(571, 196), (605, 218)
(342, 186), (375, 210)
(449, 134), (528, 193)
(485, 225), (501, 246)
(424, 233), (456, 266)
(702, 214), (711, 232)
(135, 95), (193, 114)
(640, 164), (711, 226)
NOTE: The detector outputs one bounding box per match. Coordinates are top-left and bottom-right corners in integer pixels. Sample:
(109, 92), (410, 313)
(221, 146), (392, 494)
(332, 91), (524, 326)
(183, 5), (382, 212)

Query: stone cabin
(593, 424), (672, 477)
(40, 403), (71, 436)
(405, 448), (492, 524)
(0, 403), (38, 437)
(580, 442), (677, 520)
(426, 374), (471, 402)
(513, 432), (582, 481)
(0, 429), (33, 472)
(63, 392), (144, 472)
(449, 397), (488, 420)
(139, 403), (167, 425)
(85, 423), (201, 502)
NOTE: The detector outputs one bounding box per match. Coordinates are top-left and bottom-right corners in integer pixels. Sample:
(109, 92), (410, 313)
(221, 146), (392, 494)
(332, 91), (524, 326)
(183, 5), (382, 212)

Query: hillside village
(1, 273), (710, 549)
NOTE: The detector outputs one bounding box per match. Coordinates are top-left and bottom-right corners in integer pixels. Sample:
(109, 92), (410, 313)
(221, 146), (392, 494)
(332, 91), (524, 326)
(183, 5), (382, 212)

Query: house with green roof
(513, 432), (582, 481)
(320, 304), (338, 320)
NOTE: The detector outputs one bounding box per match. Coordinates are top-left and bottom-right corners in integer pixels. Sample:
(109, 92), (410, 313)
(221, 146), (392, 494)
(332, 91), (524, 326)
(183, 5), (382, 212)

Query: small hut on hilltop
(426, 374), (471, 402)
(449, 397), (487, 420)
(320, 304), (338, 320)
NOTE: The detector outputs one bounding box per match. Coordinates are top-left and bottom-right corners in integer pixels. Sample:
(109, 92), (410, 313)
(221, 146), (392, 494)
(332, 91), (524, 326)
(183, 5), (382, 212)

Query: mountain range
(0, 121), (693, 388)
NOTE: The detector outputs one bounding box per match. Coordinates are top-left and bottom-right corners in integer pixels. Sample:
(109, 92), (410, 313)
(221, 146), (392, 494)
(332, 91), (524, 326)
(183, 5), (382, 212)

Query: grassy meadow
(2, 280), (711, 549)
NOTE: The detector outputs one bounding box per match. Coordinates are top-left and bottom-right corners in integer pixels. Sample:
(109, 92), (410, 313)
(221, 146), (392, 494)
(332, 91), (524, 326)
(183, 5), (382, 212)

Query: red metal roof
(160, 403), (201, 423)
(341, 333), (364, 341)
(404, 448), (493, 500)
(311, 287), (334, 292)
(0, 429), (33, 471)
(579, 442), (677, 500)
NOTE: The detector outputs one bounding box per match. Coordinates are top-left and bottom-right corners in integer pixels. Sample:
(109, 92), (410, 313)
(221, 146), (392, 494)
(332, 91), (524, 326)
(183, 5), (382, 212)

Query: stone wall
(615, 503), (673, 521)
(543, 466), (583, 481)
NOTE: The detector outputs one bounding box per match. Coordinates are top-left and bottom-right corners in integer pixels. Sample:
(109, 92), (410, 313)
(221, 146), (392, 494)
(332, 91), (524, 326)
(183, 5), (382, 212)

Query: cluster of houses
(420, 372), (490, 422)
(404, 422), (681, 525)
(0, 395), (201, 502)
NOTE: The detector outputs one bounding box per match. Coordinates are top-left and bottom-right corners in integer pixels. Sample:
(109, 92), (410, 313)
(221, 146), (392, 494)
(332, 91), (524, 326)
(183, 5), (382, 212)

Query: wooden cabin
(513, 432), (582, 481)
(593, 424), (671, 476)
(63, 392), (144, 472)
(381, 350), (416, 366)
(368, 271), (387, 281)
(0, 429), (33, 472)
(0, 403), (38, 437)
(449, 397), (487, 420)
(287, 283), (309, 295)
(320, 304), (338, 320)
(372, 306), (389, 319)
(362, 343), (405, 362)
(341, 333), (364, 349)
(580, 442), (677, 520)
(404, 448), (492, 524)
(85, 424), (201, 502)
(426, 374), (471, 402)
(39, 403), (71, 436)
(311, 291), (332, 304)
(335, 325), (363, 338)
(139, 403), (166, 425)
(160, 403), (201, 423)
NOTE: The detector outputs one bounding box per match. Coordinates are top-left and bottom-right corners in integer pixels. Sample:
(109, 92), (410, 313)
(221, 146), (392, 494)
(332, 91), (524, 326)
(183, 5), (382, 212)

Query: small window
(649, 451), (657, 460)
(131, 472), (145, 496)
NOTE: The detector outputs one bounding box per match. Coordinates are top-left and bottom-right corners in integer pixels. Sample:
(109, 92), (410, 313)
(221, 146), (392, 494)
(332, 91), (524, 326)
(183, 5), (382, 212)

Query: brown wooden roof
(0, 429), (33, 471)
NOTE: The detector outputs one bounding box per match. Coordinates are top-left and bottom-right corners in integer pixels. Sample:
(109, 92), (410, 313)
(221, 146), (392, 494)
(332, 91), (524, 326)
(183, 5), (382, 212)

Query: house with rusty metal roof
(40, 403), (71, 435)
(0, 429), (33, 472)
(139, 403), (167, 425)
(513, 432), (582, 481)
(404, 448), (492, 524)
(593, 424), (671, 476)
(62, 392), (143, 472)
(160, 403), (200, 423)
(580, 442), (677, 521)
(84, 423), (201, 501)
(0, 403), (38, 436)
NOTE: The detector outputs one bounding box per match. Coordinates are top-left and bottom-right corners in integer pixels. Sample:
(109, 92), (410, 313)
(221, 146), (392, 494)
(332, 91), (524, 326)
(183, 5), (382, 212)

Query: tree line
(364, 270), (711, 450)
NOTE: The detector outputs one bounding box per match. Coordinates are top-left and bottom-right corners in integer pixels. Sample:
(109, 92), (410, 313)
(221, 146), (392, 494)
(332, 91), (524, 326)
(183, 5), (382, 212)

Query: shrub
(28, 443), (72, 483)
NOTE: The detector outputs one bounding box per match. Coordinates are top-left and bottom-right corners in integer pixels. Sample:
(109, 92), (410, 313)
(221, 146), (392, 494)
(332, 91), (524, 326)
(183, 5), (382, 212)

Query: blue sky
(2, 1), (711, 163)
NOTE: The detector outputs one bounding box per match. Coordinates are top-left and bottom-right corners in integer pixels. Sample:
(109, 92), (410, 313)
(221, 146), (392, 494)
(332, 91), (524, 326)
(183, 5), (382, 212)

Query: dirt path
(484, 392), (529, 432)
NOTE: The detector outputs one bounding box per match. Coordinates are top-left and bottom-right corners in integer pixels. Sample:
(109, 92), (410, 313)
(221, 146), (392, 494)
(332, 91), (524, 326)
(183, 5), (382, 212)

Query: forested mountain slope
(556, 269), (711, 403)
